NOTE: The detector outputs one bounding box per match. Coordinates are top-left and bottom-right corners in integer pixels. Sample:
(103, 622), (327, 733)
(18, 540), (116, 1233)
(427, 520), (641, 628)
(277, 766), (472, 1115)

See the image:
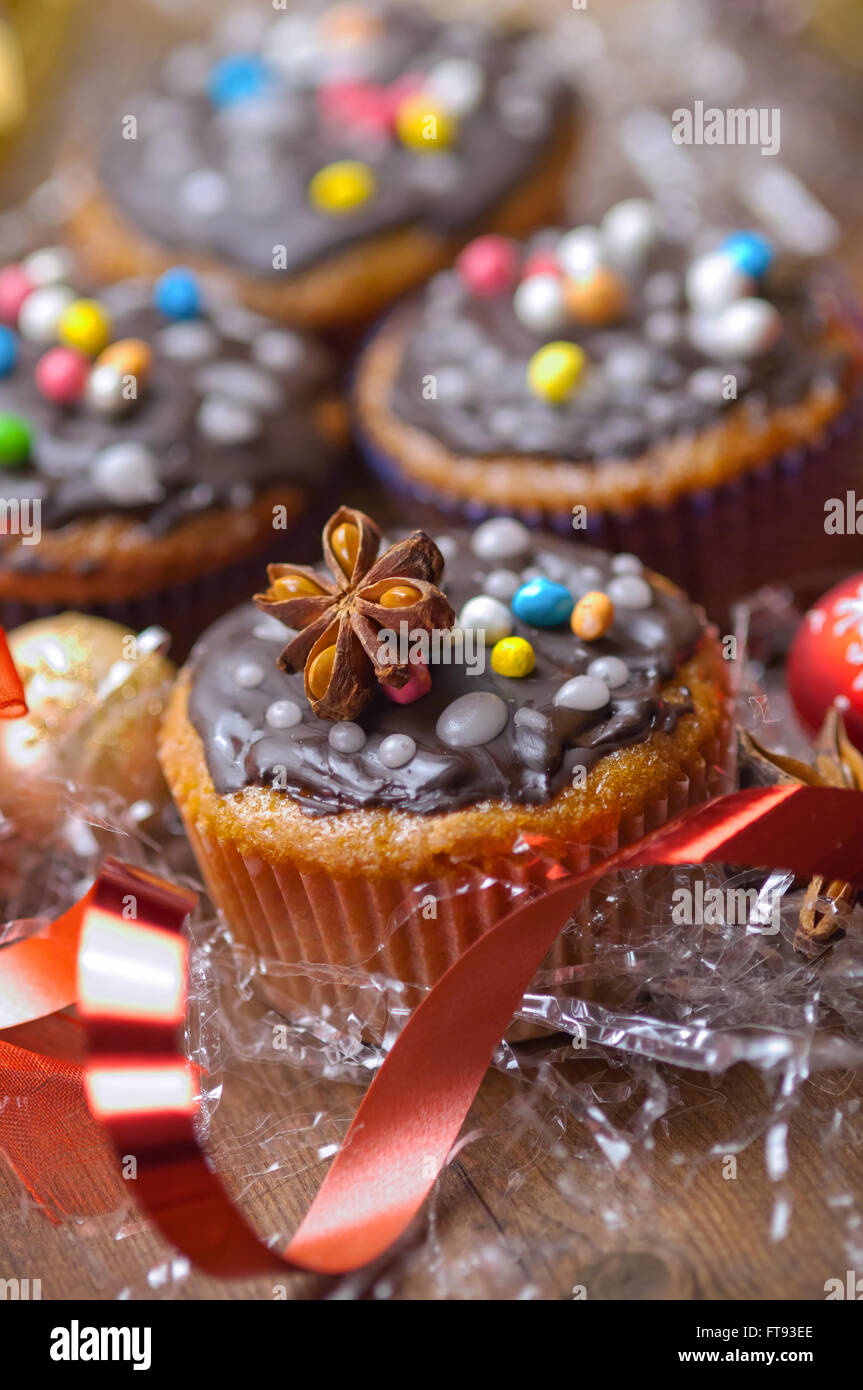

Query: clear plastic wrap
(2, 574), (863, 1299)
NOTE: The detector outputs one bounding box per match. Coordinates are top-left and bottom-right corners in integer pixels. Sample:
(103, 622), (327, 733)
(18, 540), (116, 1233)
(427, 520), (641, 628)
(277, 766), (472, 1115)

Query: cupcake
(355, 202), (863, 614)
(0, 249), (344, 653)
(67, 3), (577, 335)
(160, 506), (730, 1035)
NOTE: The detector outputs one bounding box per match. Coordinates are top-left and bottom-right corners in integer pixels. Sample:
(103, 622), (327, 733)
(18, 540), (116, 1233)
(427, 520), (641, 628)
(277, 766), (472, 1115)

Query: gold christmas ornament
(0, 612), (175, 814)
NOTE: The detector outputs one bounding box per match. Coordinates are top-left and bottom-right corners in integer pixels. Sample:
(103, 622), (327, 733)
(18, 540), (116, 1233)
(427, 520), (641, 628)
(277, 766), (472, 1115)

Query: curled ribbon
(3, 781), (863, 1275)
(0, 625), (27, 719)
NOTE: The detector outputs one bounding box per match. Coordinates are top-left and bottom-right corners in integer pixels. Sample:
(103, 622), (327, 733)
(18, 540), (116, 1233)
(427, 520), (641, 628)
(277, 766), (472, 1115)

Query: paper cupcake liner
(359, 389), (863, 621)
(177, 719), (730, 1042)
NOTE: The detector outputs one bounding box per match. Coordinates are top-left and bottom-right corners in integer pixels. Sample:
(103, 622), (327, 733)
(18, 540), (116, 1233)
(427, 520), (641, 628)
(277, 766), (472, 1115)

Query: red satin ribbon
(2, 782), (863, 1275)
(0, 625), (27, 718)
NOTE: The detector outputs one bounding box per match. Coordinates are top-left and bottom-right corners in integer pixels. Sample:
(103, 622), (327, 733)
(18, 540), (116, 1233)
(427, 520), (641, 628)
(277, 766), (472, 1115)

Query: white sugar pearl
(601, 199), (657, 269)
(86, 364), (130, 416)
(156, 322), (218, 362)
(604, 344), (653, 389)
(253, 329), (304, 373)
(512, 273), (566, 334)
(457, 595), (513, 645)
(427, 57), (485, 116)
(379, 734), (416, 769)
(554, 675), (610, 711)
(195, 361), (282, 412)
(435, 365), (471, 404)
(23, 246), (75, 287)
(484, 568), (522, 602)
(607, 574), (653, 609)
(90, 443), (163, 504)
(266, 699), (302, 729)
(644, 270), (681, 308)
(556, 225), (603, 281)
(18, 284), (75, 343)
(587, 655), (630, 689)
(645, 311), (683, 347)
(685, 252), (752, 314)
(329, 722), (366, 753)
(687, 367), (729, 403)
(234, 661), (264, 689)
(435, 534), (457, 562)
(436, 692), (509, 748)
(611, 553), (643, 575)
(180, 169), (231, 218)
(710, 298), (783, 360)
(472, 516), (531, 561)
(197, 393), (261, 444)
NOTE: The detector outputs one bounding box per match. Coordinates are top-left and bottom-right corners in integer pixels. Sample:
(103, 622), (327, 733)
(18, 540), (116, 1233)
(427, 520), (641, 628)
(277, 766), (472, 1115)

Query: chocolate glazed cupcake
(67, 3), (577, 335)
(160, 508), (730, 1037)
(0, 249), (344, 653)
(355, 202), (863, 614)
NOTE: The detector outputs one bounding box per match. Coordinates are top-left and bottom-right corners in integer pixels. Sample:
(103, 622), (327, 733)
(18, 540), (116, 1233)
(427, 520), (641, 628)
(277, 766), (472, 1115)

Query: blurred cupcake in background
(67, 2), (579, 335)
(355, 201), (863, 615)
(0, 248), (346, 654)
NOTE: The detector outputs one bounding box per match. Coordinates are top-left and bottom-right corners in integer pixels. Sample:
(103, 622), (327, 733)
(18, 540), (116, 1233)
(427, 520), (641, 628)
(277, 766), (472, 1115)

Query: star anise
(740, 708), (863, 955)
(254, 505), (455, 721)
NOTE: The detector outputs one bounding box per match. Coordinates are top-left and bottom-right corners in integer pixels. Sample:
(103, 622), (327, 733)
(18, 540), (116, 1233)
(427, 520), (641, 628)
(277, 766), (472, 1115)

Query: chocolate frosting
(99, 5), (571, 278)
(187, 528), (705, 817)
(0, 275), (336, 569)
(389, 237), (853, 460)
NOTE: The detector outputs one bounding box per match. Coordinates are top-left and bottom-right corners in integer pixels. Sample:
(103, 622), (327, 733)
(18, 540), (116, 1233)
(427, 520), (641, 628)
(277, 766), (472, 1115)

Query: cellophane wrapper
(3, 572), (863, 1300)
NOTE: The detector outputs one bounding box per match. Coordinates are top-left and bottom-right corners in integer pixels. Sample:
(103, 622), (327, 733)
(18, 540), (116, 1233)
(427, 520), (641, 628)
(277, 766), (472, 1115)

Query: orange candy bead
(571, 590), (615, 641)
(563, 268), (629, 326)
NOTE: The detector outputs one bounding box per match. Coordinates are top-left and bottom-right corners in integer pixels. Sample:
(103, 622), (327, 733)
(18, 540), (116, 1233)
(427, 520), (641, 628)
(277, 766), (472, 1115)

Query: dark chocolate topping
(389, 229), (854, 460)
(187, 525), (706, 817)
(99, 5), (571, 278)
(0, 275), (336, 565)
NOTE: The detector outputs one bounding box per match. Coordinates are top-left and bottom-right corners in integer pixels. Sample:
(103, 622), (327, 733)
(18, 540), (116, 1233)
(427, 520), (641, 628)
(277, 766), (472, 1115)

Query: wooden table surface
(1, 1021), (860, 1301)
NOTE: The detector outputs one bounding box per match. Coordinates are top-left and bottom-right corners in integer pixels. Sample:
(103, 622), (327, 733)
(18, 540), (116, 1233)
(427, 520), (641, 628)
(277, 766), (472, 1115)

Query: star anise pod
(254, 505), (454, 721)
(740, 708), (863, 955)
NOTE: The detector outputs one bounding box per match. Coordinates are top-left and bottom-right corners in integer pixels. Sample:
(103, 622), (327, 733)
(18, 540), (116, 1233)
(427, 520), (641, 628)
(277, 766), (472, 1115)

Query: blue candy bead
(0, 325), (16, 377)
(154, 267), (201, 320)
(720, 231), (773, 279)
(207, 54), (274, 108)
(512, 577), (574, 627)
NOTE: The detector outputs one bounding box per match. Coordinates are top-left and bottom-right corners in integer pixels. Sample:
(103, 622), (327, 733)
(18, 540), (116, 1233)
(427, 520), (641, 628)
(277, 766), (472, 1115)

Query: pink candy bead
(0, 265), (33, 325)
(521, 249), (561, 281)
(382, 660), (432, 705)
(456, 235), (518, 296)
(34, 346), (90, 404)
(317, 80), (393, 138)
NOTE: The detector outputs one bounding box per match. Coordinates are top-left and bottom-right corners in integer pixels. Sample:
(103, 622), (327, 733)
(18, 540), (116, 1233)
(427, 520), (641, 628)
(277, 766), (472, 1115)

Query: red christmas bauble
(787, 573), (863, 751)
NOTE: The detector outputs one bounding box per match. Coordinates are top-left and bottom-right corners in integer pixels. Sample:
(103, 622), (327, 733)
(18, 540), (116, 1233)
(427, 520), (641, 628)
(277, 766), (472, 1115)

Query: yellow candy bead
(491, 636), (536, 679)
(526, 341), (586, 405)
(309, 160), (375, 214)
(396, 93), (456, 151)
(97, 337), (153, 384)
(58, 298), (111, 356)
